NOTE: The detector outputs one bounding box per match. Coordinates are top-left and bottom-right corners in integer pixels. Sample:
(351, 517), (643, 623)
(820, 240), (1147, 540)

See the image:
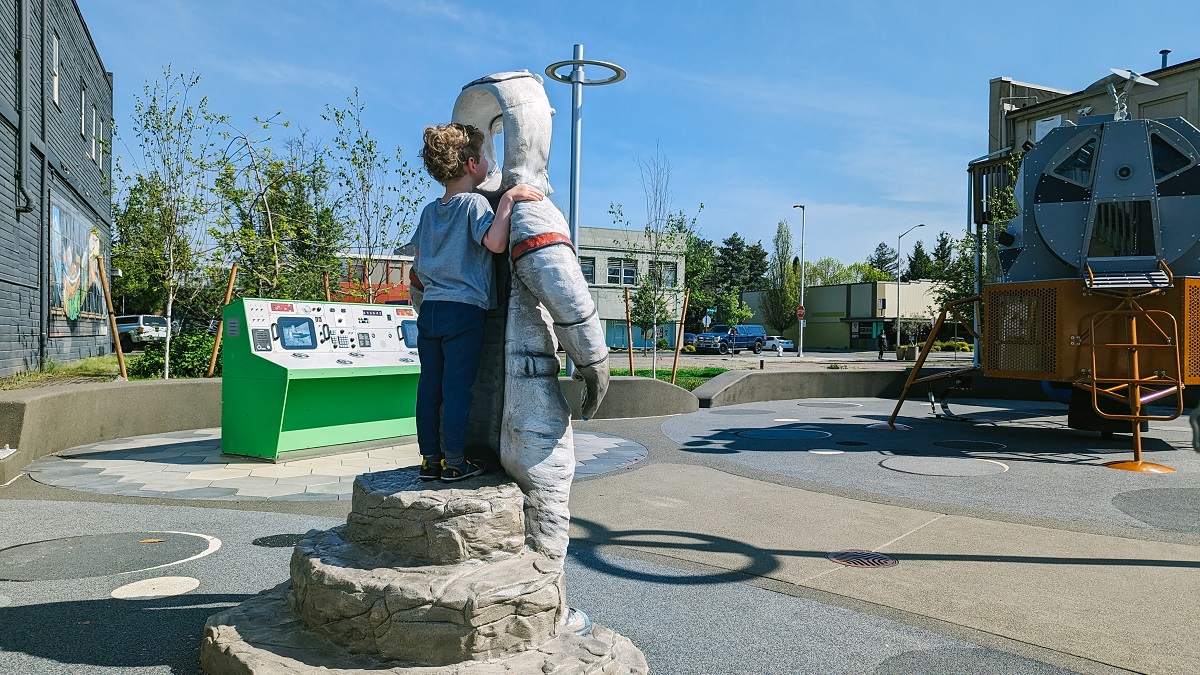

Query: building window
(91, 106), (97, 161)
(51, 34), (59, 106)
(607, 257), (636, 285)
(579, 256), (595, 284)
(80, 85), (86, 137)
(348, 261), (366, 284)
(387, 261), (406, 284)
(649, 261), (677, 287)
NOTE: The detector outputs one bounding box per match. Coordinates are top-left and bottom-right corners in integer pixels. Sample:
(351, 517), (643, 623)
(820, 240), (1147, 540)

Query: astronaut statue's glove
(572, 362), (609, 420)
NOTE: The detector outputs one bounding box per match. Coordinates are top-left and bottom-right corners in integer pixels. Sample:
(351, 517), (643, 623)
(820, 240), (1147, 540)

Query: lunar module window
(277, 316), (317, 350)
(1088, 200), (1155, 258)
(1053, 136), (1098, 185)
(1150, 134), (1192, 181)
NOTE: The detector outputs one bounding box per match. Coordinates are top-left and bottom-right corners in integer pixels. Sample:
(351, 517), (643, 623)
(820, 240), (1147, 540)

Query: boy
(412, 123), (543, 482)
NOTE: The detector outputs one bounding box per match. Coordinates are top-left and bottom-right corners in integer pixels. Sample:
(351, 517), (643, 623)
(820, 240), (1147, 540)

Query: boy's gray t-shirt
(412, 193), (496, 309)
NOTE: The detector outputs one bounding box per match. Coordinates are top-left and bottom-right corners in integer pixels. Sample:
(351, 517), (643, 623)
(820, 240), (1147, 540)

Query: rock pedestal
(200, 470), (647, 674)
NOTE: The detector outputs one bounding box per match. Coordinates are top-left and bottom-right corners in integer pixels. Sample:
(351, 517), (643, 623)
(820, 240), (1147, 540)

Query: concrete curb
(559, 376), (699, 419)
(0, 379), (220, 484)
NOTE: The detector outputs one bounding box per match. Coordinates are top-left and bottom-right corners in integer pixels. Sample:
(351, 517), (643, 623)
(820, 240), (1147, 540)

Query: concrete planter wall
(558, 376), (699, 419)
(0, 379), (222, 484)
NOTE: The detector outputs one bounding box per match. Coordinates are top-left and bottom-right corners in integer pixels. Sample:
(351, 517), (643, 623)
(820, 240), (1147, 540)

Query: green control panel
(221, 298), (421, 459)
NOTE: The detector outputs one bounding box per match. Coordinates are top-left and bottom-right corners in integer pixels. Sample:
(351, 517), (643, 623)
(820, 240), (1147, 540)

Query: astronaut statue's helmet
(451, 71), (554, 201)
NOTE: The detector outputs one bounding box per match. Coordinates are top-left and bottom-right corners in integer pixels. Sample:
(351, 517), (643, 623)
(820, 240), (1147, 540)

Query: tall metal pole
(547, 44), (625, 377)
(793, 204), (805, 357)
(896, 223), (925, 347)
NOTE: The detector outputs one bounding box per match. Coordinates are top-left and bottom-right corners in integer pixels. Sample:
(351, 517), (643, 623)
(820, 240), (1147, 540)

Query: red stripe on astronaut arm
(510, 232), (574, 262)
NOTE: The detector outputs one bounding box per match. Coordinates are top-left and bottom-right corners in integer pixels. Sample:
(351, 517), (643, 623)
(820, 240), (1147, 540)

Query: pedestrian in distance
(877, 330), (889, 360)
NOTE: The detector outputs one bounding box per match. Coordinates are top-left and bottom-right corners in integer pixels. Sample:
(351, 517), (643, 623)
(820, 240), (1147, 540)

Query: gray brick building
(0, 0), (112, 377)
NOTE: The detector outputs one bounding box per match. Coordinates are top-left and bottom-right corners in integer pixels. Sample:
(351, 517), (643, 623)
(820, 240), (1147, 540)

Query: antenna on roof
(1107, 68), (1159, 121)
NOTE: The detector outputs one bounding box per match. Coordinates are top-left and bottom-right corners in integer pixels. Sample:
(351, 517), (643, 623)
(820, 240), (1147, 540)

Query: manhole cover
(932, 440), (1007, 450)
(797, 401), (862, 409)
(709, 408), (774, 415)
(0, 531), (218, 581)
(252, 534), (308, 548)
(736, 429), (832, 440)
(1113, 488), (1200, 533)
(836, 441), (869, 447)
(827, 550), (898, 568)
(880, 456), (1008, 476)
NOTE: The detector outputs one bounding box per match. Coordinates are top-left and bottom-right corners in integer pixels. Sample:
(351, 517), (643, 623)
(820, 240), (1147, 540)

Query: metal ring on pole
(545, 59), (627, 86)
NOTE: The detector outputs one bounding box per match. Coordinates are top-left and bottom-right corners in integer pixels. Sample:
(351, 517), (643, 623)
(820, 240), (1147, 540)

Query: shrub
(656, 338), (670, 350)
(128, 332), (221, 379)
(682, 345), (696, 353)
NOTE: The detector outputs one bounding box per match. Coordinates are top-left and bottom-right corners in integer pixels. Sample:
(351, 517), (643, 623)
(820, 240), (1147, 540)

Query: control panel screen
(400, 320), (419, 348)
(278, 317), (317, 350)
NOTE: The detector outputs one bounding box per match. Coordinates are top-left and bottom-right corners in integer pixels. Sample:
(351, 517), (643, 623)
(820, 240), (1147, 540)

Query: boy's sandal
(419, 457), (442, 481)
(440, 458), (485, 483)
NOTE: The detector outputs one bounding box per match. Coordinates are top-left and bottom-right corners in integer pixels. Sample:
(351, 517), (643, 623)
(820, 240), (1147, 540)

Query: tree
(714, 290), (753, 327)
(111, 175), (170, 314)
(117, 66), (222, 378)
(213, 129), (346, 301)
(760, 220), (799, 333)
(932, 230), (980, 323)
(865, 242), (898, 280)
(902, 240), (937, 281)
(683, 233), (718, 331)
(932, 230), (954, 281)
(629, 279), (671, 352)
(847, 262), (892, 282)
(715, 233), (768, 295)
(324, 89), (428, 302)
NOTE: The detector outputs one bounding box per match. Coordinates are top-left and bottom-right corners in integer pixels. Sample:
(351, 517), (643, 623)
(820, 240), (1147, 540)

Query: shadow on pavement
(0, 593), (249, 674)
(569, 517), (1200, 586)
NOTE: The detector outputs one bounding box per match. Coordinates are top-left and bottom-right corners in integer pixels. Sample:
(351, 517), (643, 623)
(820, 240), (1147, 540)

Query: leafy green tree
(848, 262), (892, 282)
(932, 230), (980, 323)
(865, 242), (898, 279)
(683, 233), (718, 331)
(117, 66), (222, 378)
(902, 240), (937, 281)
(324, 89), (428, 302)
(629, 279), (672, 351)
(213, 129), (345, 301)
(761, 220), (799, 333)
(111, 174), (170, 314)
(714, 290), (753, 326)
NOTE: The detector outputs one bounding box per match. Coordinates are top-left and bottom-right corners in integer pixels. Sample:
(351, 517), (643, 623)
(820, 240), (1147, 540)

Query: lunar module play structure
(893, 69), (1200, 473)
(220, 298), (421, 460)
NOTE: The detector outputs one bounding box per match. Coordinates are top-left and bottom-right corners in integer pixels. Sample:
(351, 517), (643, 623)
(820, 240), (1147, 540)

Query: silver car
(115, 315), (168, 351)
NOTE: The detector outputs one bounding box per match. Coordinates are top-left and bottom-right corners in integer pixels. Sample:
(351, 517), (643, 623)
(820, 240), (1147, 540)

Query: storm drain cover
(797, 401), (862, 409)
(827, 550), (898, 568)
(709, 408), (774, 415)
(252, 534), (308, 548)
(737, 429), (832, 440)
(0, 531), (217, 581)
(932, 440), (1007, 451)
(880, 456), (1008, 476)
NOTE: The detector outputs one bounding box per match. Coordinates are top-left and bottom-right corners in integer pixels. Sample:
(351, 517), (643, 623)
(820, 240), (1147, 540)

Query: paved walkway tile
(23, 427), (646, 501)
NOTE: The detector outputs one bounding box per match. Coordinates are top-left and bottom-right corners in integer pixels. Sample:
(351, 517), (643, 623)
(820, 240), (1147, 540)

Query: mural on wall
(49, 193), (107, 337)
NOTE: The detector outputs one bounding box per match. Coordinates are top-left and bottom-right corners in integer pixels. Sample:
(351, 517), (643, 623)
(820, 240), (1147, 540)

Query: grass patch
(609, 366), (727, 391)
(0, 355), (119, 390)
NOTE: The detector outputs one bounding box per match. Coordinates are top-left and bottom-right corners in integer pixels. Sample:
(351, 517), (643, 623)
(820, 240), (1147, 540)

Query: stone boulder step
(347, 471), (525, 565)
(290, 527), (564, 665)
(201, 582), (649, 675)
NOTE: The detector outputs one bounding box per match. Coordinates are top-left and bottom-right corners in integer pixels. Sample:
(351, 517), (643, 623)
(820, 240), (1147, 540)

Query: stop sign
(796, 305), (805, 319)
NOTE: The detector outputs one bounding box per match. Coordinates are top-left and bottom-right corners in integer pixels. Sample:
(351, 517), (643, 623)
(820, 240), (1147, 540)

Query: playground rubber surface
(1, 395), (1197, 673)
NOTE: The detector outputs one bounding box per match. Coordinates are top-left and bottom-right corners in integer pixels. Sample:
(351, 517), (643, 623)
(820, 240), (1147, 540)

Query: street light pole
(896, 223), (925, 346)
(792, 205), (805, 357)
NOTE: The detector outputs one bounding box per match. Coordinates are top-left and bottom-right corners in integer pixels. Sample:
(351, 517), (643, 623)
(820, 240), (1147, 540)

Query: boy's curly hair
(421, 123), (485, 184)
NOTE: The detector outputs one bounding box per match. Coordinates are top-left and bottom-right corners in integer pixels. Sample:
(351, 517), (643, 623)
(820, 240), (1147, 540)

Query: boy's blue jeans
(415, 300), (487, 464)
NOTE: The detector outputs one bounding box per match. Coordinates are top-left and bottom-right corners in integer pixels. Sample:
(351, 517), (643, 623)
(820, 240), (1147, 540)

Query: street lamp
(896, 223), (925, 346)
(792, 204), (805, 357)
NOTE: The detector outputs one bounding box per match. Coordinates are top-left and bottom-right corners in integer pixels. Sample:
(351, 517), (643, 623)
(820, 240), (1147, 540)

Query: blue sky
(83, 0), (1200, 263)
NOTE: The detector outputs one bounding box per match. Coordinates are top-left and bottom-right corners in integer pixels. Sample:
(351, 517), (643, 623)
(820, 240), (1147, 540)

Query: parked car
(694, 324), (767, 354)
(115, 315), (168, 352)
(683, 333), (696, 347)
(764, 336), (795, 351)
